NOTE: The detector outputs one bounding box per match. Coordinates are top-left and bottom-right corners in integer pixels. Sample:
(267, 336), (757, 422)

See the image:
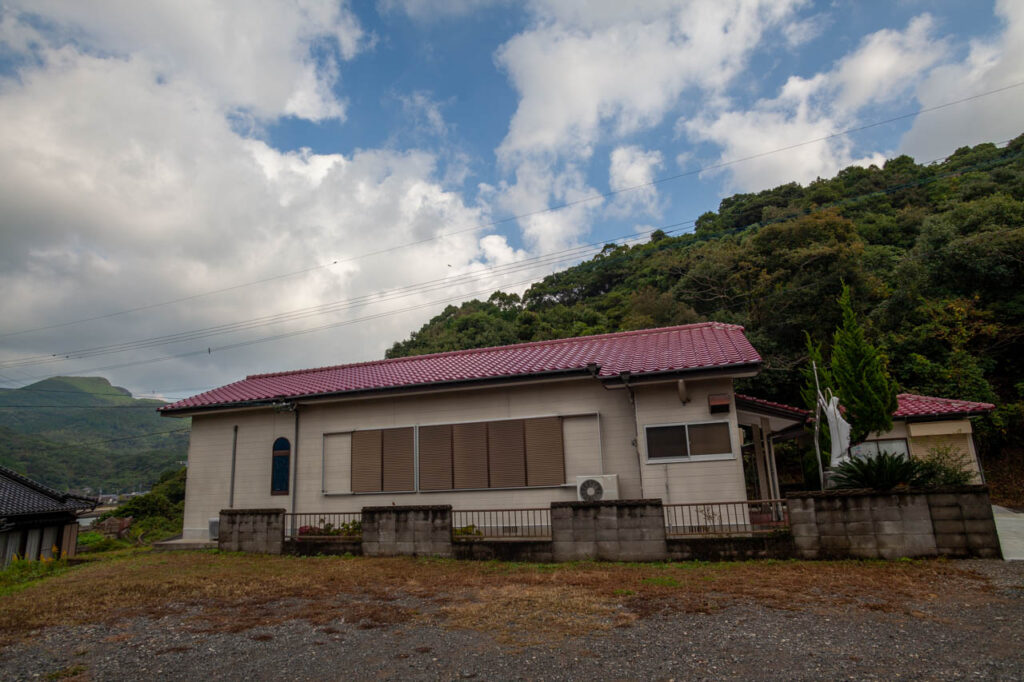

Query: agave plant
(830, 452), (924, 490)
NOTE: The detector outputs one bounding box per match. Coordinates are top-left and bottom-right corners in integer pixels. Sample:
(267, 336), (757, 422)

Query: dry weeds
(0, 551), (1000, 647)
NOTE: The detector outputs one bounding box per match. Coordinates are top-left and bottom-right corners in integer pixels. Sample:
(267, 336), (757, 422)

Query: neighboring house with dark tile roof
(0, 466), (97, 566)
(162, 323), (819, 542)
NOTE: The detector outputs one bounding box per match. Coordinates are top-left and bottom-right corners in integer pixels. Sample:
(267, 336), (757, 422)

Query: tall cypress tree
(830, 284), (898, 444)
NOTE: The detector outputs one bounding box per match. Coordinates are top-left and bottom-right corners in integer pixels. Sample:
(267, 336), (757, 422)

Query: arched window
(271, 437), (290, 494)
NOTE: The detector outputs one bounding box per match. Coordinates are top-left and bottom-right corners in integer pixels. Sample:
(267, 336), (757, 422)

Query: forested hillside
(0, 376), (188, 493)
(388, 136), (1024, 483)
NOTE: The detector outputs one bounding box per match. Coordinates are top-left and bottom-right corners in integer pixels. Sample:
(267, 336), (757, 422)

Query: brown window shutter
(487, 419), (526, 488)
(381, 427), (415, 491)
(525, 417), (564, 486)
(418, 424), (453, 491)
(351, 429), (382, 492)
(687, 422), (732, 456)
(452, 422), (488, 489)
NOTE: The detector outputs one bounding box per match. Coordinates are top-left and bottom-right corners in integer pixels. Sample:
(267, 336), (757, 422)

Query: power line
(10, 135), (1022, 389)
(59, 429), (190, 447)
(0, 404), (165, 409)
(11, 254), (654, 381)
(0, 385), (217, 398)
(3, 80), (1020, 342)
(0, 224), (692, 371)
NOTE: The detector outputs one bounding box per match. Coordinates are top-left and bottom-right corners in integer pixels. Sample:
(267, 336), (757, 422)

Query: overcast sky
(0, 0), (1021, 402)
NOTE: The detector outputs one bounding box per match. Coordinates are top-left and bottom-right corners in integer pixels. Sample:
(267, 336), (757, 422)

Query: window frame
(849, 438), (910, 459)
(271, 437), (291, 495)
(325, 413), (596, 496)
(644, 420), (735, 464)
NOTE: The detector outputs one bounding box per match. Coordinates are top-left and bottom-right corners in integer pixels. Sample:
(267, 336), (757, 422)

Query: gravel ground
(1, 560), (1021, 681)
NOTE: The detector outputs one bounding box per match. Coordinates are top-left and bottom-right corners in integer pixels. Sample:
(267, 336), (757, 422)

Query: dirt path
(0, 557), (1020, 680)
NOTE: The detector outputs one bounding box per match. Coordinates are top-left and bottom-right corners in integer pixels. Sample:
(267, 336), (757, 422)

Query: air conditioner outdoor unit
(576, 474), (619, 502)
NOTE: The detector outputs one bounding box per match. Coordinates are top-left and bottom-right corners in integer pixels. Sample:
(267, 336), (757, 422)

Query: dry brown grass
(0, 551), (999, 646)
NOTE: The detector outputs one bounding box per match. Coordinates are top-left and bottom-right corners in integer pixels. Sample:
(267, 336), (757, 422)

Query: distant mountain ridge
(0, 376), (189, 493)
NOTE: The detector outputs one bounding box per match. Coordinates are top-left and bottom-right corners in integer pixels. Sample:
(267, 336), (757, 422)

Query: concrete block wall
(453, 539), (554, 562)
(551, 499), (666, 562)
(926, 489), (1001, 558)
(788, 486), (1001, 560)
(666, 534), (794, 562)
(361, 505), (452, 558)
(219, 508), (285, 554)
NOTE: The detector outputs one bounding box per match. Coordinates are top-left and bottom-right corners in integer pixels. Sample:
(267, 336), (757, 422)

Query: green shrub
(77, 536), (130, 553)
(125, 515), (182, 544)
(0, 557), (70, 593)
(111, 492), (175, 520)
(915, 444), (974, 487)
(831, 447), (975, 491)
(831, 452), (924, 490)
(76, 530), (105, 547)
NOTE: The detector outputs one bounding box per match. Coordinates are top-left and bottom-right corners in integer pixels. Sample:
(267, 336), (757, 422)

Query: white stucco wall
(179, 375), (748, 540)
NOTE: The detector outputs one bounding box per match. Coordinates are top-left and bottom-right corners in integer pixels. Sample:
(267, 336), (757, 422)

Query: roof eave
(895, 410), (994, 423)
(158, 365), (599, 416)
(735, 399), (809, 423)
(600, 361), (762, 387)
(159, 360), (763, 417)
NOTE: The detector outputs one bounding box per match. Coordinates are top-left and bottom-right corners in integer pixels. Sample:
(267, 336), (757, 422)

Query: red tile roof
(159, 322), (760, 413)
(893, 393), (995, 419)
(735, 393), (811, 418)
(735, 392), (996, 424)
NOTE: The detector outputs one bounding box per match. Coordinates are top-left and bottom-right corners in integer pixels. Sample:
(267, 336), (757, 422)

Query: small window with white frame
(645, 421), (733, 462)
(849, 438), (909, 459)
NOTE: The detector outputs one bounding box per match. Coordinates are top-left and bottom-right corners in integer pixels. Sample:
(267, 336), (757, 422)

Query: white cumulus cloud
(685, 14), (947, 193)
(608, 146), (664, 217)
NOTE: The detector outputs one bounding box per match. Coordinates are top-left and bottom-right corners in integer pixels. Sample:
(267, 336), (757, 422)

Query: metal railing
(286, 512), (362, 540)
(451, 508), (552, 540)
(663, 499), (788, 537)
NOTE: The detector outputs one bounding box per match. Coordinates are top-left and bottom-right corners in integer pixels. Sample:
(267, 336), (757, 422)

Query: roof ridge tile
(245, 321), (741, 380)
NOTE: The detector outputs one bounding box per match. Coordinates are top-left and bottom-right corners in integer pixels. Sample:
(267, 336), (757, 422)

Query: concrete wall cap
(551, 498), (663, 509)
(786, 485), (988, 499)
(220, 508), (286, 515)
(361, 505), (452, 513)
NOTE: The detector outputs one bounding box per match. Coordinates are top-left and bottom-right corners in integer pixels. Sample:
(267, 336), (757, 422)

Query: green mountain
(387, 136), (1024, 477)
(0, 376), (189, 494)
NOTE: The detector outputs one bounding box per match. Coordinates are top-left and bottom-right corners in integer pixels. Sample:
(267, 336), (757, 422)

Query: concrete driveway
(993, 506), (1024, 560)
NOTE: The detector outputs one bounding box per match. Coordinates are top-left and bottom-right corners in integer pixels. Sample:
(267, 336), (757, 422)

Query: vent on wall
(708, 393), (731, 413)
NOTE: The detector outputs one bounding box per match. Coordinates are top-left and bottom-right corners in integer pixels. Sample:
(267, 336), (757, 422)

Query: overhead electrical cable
(0, 224), (693, 370)
(2, 80), (1020, 342)
(9, 135), (1021, 375)
(8, 138), (1023, 390)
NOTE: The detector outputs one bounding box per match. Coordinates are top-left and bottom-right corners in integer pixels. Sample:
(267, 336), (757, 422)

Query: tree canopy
(386, 135), (1024, 464)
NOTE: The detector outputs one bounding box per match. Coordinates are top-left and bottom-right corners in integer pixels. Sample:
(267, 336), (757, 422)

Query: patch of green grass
(76, 530), (105, 547)
(613, 588), (635, 596)
(0, 559), (72, 596)
(641, 575), (681, 588)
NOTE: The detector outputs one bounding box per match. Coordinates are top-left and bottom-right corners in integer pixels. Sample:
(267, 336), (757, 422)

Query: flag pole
(812, 360), (825, 491)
